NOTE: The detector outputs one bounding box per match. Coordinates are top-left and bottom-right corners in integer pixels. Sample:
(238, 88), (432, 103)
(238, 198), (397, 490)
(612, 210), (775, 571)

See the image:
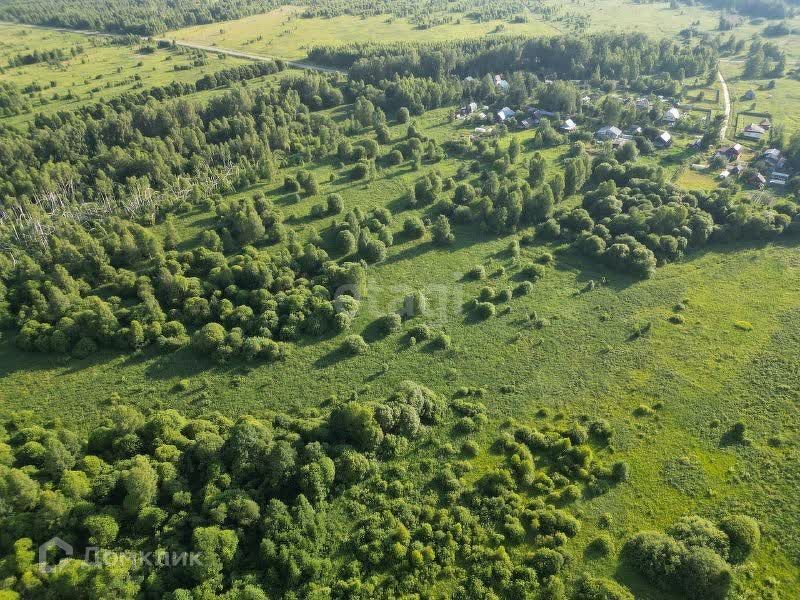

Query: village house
(635, 97), (650, 110)
(729, 164), (744, 176)
(595, 125), (622, 141)
(716, 144), (743, 162)
(455, 102), (479, 118)
(655, 131), (672, 148)
(742, 123), (766, 140)
(496, 107), (516, 122)
(662, 107), (681, 125)
(493, 74), (510, 91)
(769, 172), (789, 187)
(746, 171), (767, 188)
(560, 118), (577, 132)
(611, 134), (634, 147)
(762, 148), (783, 167)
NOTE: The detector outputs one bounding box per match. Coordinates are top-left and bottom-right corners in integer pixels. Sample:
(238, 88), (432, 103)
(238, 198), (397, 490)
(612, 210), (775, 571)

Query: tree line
(309, 32), (719, 85)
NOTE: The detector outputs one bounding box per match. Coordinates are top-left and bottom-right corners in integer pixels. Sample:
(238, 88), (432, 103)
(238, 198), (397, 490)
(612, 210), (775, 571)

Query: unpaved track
(0, 20), (343, 73)
(718, 69), (731, 142)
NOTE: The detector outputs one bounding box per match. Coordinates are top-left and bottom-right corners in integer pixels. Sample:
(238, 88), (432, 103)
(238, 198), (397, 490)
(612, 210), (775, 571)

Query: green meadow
(167, 5), (559, 61)
(0, 23), (253, 125)
(1, 103), (798, 595)
(0, 2), (798, 596)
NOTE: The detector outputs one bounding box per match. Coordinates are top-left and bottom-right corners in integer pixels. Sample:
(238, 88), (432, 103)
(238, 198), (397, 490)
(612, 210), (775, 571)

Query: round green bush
(379, 313), (402, 334)
(523, 263), (546, 281)
(468, 265), (486, 280)
(587, 534), (615, 558)
(462, 440), (479, 457)
(478, 286), (495, 302)
(407, 323), (431, 340)
(327, 193), (344, 214)
(719, 514), (760, 563)
(431, 331), (452, 350)
(475, 302), (496, 319)
(515, 281), (534, 296)
(343, 334), (369, 355)
(403, 216), (426, 238)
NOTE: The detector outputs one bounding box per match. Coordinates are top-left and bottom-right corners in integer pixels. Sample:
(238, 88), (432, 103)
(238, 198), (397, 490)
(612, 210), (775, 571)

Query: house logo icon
(38, 537), (73, 573)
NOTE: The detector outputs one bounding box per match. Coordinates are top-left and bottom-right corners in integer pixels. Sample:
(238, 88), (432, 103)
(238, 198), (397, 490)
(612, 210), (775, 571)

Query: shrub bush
(478, 286), (495, 302)
(495, 288), (512, 303)
(522, 263), (546, 281)
(327, 193), (344, 214)
(343, 335), (369, 355)
(403, 216), (426, 238)
(462, 440), (479, 457)
(574, 573), (633, 600)
(515, 281), (534, 296)
(475, 302), (496, 319)
(468, 265), (486, 280)
(719, 514), (760, 563)
(527, 548), (565, 578)
(378, 313), (402, 334)
(587, 534), (615, 558)
(407, 323), (432, 340)
(431, 331), (452, 350)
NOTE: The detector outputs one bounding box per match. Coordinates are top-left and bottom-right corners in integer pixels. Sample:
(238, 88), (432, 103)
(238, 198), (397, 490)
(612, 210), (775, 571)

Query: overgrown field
(0, 23), (254, 124)
(0, 7), (798, 599)
(1, 97), (799, 596)
(166, 5), (560, 61)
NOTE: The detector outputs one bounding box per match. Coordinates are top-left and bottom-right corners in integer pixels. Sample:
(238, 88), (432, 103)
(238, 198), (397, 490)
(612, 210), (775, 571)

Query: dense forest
(0, 0), (284, 35)
(309, 33), (719, 85)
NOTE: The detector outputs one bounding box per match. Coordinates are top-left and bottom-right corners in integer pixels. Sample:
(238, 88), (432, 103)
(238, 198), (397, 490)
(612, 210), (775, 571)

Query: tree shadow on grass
(312, 345), (352, 369)
(140, 347), (239, 380)
(361, 318), (393, 344)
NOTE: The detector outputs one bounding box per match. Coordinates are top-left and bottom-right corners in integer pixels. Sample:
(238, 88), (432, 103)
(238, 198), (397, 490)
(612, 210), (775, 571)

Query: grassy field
(0, 103), (798, 595)
(720, 58), (800, 137)
(166, 5), (561, 61)
(0, 23), (254, 125)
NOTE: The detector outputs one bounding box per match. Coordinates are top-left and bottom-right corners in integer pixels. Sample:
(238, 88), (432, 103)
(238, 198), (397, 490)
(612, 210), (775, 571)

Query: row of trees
(6, 44), (83, 67)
